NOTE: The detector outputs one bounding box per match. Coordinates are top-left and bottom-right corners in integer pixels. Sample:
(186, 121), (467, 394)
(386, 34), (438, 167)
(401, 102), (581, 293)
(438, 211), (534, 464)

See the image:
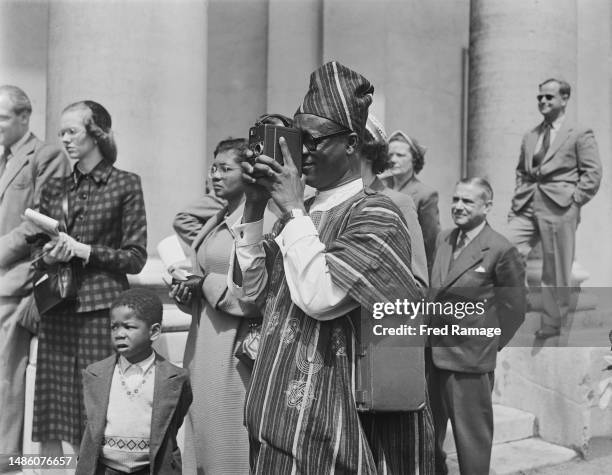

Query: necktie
(532, 122), (552, 168)
(0, 147), (10, 178)
(453, 231), (467, 260)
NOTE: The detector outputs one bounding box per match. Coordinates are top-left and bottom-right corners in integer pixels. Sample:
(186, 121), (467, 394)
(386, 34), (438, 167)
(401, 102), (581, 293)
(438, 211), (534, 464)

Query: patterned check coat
(33, 159), (147, 444)
(38, 159), (147, 312)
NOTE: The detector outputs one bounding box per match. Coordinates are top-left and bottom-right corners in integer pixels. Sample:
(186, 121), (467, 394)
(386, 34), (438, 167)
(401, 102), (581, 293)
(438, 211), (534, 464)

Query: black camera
(248, 124), (302, 171)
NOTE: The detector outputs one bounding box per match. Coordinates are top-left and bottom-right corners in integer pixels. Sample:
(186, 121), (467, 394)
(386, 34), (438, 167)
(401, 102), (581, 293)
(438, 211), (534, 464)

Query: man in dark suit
(508, 78), (602, 339)
(0, 85), (69, 471)
(428, 177), (526, 475)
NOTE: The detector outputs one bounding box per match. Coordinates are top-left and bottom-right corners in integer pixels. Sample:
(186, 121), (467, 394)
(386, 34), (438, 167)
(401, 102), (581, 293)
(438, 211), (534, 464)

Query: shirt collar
(544, 113), (564, 131)
(458, 220), (486, 244)
(315, 177), (363, 202)
(71, 159), (113, 187)
(118, 351), (156, 375)
(311, 178), (364, 212)
(5, 130), (31, 158)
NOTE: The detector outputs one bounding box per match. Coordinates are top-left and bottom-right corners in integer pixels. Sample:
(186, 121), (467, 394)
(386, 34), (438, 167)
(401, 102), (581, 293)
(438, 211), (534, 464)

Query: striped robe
(245, 189), (433, 474)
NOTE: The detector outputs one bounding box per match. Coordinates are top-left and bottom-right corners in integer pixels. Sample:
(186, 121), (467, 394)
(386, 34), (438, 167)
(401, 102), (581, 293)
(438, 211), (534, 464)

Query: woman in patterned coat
(32, 101), (147, 455)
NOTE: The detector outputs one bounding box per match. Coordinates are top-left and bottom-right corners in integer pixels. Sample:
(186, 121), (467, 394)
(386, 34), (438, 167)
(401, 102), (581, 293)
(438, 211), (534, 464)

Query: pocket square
(474, 265), (486, 273)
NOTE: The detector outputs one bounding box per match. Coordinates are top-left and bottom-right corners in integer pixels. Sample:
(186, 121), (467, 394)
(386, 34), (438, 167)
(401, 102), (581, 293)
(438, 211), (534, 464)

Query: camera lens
(253, 142), (264, 156)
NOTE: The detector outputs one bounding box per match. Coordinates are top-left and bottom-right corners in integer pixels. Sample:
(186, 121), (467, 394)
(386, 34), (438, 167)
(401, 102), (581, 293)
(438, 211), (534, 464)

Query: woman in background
(381, 131), (440, 274)
(171, 137), (276, 474)
(33, 101), (147, 455)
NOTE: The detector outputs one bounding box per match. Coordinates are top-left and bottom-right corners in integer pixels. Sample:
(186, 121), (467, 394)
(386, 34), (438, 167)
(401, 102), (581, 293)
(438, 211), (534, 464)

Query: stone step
(443, 405), (535, 454)
(511, 324), (611, 348)
(447, 438), (577, 475)
(526, 290), (599, 319)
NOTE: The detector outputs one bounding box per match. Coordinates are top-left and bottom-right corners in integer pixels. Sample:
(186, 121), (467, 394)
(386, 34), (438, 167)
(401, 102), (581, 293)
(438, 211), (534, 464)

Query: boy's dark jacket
(76, 353), (192, 475)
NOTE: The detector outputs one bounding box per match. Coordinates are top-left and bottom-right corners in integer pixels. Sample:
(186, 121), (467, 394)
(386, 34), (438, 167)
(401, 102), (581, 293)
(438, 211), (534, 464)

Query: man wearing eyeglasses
(229, 62), (430, 474)
(508, 78), (602, 340)
(0, 85), (69, 472)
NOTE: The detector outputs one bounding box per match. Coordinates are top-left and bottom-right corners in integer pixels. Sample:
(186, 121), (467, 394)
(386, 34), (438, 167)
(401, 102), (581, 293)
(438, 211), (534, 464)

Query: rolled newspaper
(24, 208), (59, 236)
(157, 235), (190, 281)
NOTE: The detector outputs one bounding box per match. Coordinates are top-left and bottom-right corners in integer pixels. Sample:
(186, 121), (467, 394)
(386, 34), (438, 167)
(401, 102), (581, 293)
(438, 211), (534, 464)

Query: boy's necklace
(119, 364), (153, 399)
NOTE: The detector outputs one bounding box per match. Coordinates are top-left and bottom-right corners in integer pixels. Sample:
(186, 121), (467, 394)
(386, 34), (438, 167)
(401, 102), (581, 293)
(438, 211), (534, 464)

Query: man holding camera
(229, 62), (431, 474)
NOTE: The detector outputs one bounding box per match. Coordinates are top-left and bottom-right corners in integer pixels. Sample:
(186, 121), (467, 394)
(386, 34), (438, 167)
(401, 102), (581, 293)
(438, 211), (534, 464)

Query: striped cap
(297, 61), (374, 139)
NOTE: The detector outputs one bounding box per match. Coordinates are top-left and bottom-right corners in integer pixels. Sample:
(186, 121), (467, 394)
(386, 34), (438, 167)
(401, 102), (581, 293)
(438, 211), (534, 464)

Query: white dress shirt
(535, 113), (564, 154)
(229, 179), (365, 320)
(454, 220), (486, 259)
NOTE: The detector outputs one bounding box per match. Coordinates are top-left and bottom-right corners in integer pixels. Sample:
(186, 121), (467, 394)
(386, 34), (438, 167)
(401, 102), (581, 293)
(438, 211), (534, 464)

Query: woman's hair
(362, 114), (391, 174)
(362, 128), (390, 175)
(213, 137), (249, 162)
(62, 100), (118, 163)
(388, 131), (427, 175)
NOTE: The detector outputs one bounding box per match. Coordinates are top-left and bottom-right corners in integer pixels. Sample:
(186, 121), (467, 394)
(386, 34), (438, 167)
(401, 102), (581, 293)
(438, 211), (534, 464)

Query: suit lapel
(524, 128), (539, 174)
(436, 229), (457, 286)
(82, 356), (116, 446)
(149, 356), (185, 469)
(190, 207), (227, 253)
(0, 133), (37, 199)
(442, 226), (489, 289)
(542, 120), (573, 166)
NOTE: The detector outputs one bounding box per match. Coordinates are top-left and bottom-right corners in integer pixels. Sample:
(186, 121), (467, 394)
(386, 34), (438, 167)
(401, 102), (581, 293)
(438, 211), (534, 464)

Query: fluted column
(267, 0), (322, 116)
(467, 0), (577, 228)
(46, 0), (208, 251)
(0, 0), (49, 136)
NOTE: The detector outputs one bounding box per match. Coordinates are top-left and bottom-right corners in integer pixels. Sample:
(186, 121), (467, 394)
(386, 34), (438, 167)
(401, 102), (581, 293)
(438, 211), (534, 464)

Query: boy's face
(110, 305), (161, 363)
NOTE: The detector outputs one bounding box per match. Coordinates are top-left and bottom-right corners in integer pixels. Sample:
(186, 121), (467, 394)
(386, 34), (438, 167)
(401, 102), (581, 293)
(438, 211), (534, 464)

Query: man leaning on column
(507, 78), (602, 340)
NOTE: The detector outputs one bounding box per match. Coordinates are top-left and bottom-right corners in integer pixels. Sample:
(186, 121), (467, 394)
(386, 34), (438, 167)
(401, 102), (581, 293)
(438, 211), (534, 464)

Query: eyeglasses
(209, 164), (239, 177)
(537, 94), (555, 102)
(58, 127), (86, 139)
(301, 129), (351, 152)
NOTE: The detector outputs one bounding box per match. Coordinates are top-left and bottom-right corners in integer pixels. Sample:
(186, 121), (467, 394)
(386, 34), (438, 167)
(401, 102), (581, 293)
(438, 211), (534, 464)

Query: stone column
(323, 0), (470, 229)
(0, 0), (50, 136)
(206, 0), (268, 154)
(467, 0), (612, 452)
(46, 0), (208, 251)
(267, 0), (322, 116)
(467, 0), (577, 229)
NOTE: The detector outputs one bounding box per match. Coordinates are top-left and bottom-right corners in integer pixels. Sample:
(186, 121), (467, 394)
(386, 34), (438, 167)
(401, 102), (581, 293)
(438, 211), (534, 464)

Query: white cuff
(232, 219), (264, 247)
(275, 216), (317, 254)
(74, 242), (92, 264)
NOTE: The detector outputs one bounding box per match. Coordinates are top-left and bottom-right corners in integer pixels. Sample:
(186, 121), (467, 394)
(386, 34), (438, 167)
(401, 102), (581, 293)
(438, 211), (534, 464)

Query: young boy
(76, 288), (192, 475)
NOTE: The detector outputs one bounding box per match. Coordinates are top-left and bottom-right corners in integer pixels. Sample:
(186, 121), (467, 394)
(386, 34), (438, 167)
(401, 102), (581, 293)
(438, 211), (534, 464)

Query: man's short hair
(213, 137), (249, 162)
(457, 177), (494, 202)
(539, 78), (571, 99)
(110, 288), (163, 326)
(0, 85), (32, 115)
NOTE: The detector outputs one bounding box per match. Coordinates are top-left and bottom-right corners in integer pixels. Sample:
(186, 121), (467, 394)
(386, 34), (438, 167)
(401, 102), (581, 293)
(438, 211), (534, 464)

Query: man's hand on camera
(241, 149), (271, 204)
(249, 137), (306, 214)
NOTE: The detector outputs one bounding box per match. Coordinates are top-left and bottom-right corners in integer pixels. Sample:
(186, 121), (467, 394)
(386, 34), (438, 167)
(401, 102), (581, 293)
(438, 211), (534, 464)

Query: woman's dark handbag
(32, 186), (78, 315)
(234, 318), (262, 369)
(33, 261), (78, 314)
